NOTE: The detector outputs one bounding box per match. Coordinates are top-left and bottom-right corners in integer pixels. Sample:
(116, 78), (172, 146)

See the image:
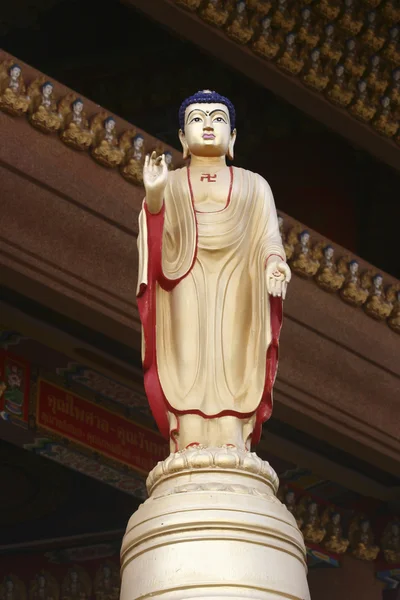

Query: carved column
(120, 446), (310, 599)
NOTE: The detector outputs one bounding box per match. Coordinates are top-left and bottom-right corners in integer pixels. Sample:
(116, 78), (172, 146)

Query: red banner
(37, 379), (168, 474)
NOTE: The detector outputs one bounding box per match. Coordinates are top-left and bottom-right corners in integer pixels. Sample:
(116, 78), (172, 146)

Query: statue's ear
(179, 129), (190, 159)
(227, 128), (237, 161)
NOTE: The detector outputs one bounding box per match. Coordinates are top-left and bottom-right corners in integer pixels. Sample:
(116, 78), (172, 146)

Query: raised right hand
(144, 151), (168, 196)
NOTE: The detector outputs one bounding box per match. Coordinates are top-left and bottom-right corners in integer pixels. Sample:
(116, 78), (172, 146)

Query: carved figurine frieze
(90, 113), (124, 168)
(120, 131), (145, 184)
(363, 273), (393, 320)
(382, 26), (400, 67)
(278, 486), (304, 528)
(175, 0), (202, 11)
(315, 0), (340, 22)
(290, 230), (320, 277)
(326, 64), (354, 107)
(200, 0), (230, 28)
(277, 33), (305, 76)
(302, 48), (329, 92)
(320, 23), (342, 69)
(387, 286), (400, 333)
(339, 259), (369, 307)
(381, 519), (400, 564)
(28, 78), (62, 134)
(314, 245), (345, 292)
(382, 1), (400, 26)
(349, 516), (380, 561)
(58, 94), (93, 151)
(365, 55), (389, 100)
(0, 576), (26, 600)
(297, 498), (327, 545)
(321, 507), (350, 554)
(372, 96), (399, 138)
(29, 572), (59, 600)
(271, 0), (295, 33)
(251, 16), (280, 60)
(349, 79), (376, 122)
(343, 38), (367, 85)
(94, 562), (120, 600)
(297, 7), (321, 49)
(61, 567), (91, 600)
(0, 61), (30, 116)
(338, 0), (363, 37)
(226, 0), (254, 45)
(360, 10), (385, 53)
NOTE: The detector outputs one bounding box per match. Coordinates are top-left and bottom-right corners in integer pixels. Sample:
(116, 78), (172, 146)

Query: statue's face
(311, 49), (320, 61)
(381, 97), (390, 108)
(286, 491), (294, 503)
(349, 261), (358, 274)
(301, 232), (310, 244)
(237, 1), (245, 14)
(347, 39), (355, 51)
(302, 8), (310, 20)
(374, 275), (383, 287)
(324, 246), (334, 260)
(309, 502), (317, 514)
(371, 55), (379, 67)
(262, 17), (271, 29)
(134, 136), (144, 149)
(105, 119), (115, 133)
(390, 27), (399, 40)
(165, 152), (172, 165)
(358, 81), (366, 92)
(368, 11), (376, 23)
(361, 520), (369, 532)
(332, 513), (340, 525)
(287, 34), (295, 45)
(43, 84), (53, 97)
(74, 101), (83, 114)
(325, 24), (334, 36)
(181, 102), (235, 158)
(336, 65), (344, 77)
(10, 66), (21, 78)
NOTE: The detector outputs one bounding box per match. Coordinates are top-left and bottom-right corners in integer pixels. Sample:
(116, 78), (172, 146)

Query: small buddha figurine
(349, 517), (380, 561)
(343, 38), (367, 85)
(381, 520), (400, 564)
(0, 576), (26, 600)
(315, 245), (345, 292)
(322, 509), (350, 554)
(200, 0), (230, 28)
(382, 0), (400, 26)
(315, 0), (340, 21)
(120, 133), (146, 184)
(0, 61), (30, 117)
(302, 48), (329, 91)
(326, 64), (354, 106)
(372, 96), (399, 138)
(297, 7), (321, 48)
(251, 16), (280, 60)
(339, 259), (369, 307)
(29, 572), (59, 600)
(90, 114), (124, 168)
(175, 0), (202, 11)
(226, 0), (254, 45)
(320, 23), (342, 70)
(278, 216), (295, 260)
(349, 79), (376, 122)
(364, 273), (393, 320)
(365, 55), (389, 101)
(278, 487), (303, 528)
(300, 500), (327, 545)
(61, 568), (91, 600)
(59, 95), (93, 151)
(271, 0), (295, 33)
(388, 68), (400, 109)
(277, 33), (305, 76)
(360, 10), (385, 53)
(387, 287), (400, 333)
(28, 79), (63, 134)
(382, 26), (400, 68)
(94, 563), (120, 600)
(338, 0), (363, 37)
(290, 230), (320, 277)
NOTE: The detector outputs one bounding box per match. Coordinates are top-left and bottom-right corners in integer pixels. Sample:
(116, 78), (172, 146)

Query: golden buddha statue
(315, 0), (340, 21)
(326, 64), (354, 107)
(302, 48), (329, 92)
(382, 26), (400, 68)
(382, 1), (400, 26)
(175, 0), (202, 11)
(61, 567), (91, 600)
(314, 245), (345, 292)
(94, 563), (120, 600)
(278, 216), (295, 260)
(297, 7), (321, 48)
(360, 10), (385, 53)
(137, 89), (291, 450)
(388, 67), (400, 109)
(90, 113), (124, 168)
(387, 287), (400, 333)
(200, 0), (230, 28)
(271, 0), (295, 33)
(0, 576), (26, 600)
(277, 33), (305, 76)
(251, 16), (280, 60)
(343, 38), (367, 85)
(349, 517), (380, 561)
(28, 78), (63, 134)
(381, 520), (400, 564)
(322, 508), (350, 554)
(120, 132), (146, 184)
(278, 486), (303, 528)
(363, 273), (393, 320)
(0, 61), (30, 117)
(320, 23), (342, 70)
(59, 94), (93, 151)
(29, 572), (59, 600)
(365, 55), (389, 101)
(298, 499), (326, 545)
(338, 0), (363, 37)
(372, 96), (399, 138)
(226, 0), (254, 45)
(339, 259), (369, 307)
(290, 230), (320, 277)
(349, 79), (376, 122)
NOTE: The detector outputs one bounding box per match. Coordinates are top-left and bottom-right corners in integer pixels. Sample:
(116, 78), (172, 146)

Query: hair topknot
(179, 89), (236, 131)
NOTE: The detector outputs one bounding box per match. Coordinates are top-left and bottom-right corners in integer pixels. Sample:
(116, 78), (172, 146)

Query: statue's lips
(202, 133), (215, 139)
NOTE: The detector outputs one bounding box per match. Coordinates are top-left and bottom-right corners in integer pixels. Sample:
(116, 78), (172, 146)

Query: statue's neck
(190, 155), (227, 169)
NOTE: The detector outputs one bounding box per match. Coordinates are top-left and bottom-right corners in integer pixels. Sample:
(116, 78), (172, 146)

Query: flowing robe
(137, 166), (285, 446)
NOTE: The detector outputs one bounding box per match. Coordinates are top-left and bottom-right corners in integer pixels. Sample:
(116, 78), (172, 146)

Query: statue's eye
(214, 117), (225, 122)
(191, 117), (202, 122)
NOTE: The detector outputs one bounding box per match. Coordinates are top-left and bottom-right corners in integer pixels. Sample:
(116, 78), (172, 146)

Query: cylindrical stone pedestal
(121, 446), (310, 600)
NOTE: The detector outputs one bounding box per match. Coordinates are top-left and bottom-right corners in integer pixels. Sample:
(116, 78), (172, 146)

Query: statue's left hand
(266, 256), (291, 300)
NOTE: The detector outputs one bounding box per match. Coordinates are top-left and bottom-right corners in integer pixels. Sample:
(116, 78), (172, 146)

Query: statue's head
(367, 10), (376, 23)
(42, 81), (54, 97)
(357, 79), (367, 93)
(389, 26), (399, 40)
(332, 512), (341, 525)
(285, 490), (295, 503)
(301, 7), (311, 20)
(164, 150), (173, 165)
(178, 89), (236, 160)
(325, 23), (334, 36)
(236, 0), (246, 14)
(9, 63), (21, 78)
(261, 16), (272, 29)
(72, 99), (84, 113)
(370, 54), (380, 67)
(381, 96), (390, 109)
(133, 133), (144, 149)
(335, 64), (345, 77)
(373, 273), (383, 287)
(104, 117), (116, 132)
(349, 260), (359, 274)
(311, 48), (320, 62)
(299, 230), (310, 244)
(324, 245), (334, 260)
(360, 519), (370, 532)
(393, 68), (400, 82)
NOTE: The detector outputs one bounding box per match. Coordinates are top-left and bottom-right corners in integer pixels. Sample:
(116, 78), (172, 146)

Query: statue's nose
(203, 124), (214, 131)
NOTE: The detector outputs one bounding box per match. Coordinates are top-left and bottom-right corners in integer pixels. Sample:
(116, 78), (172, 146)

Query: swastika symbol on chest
(200, 174), (217, 183)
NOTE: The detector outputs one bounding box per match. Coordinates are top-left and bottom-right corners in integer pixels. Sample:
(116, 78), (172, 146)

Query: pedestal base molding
(121, 447), (310, 600)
